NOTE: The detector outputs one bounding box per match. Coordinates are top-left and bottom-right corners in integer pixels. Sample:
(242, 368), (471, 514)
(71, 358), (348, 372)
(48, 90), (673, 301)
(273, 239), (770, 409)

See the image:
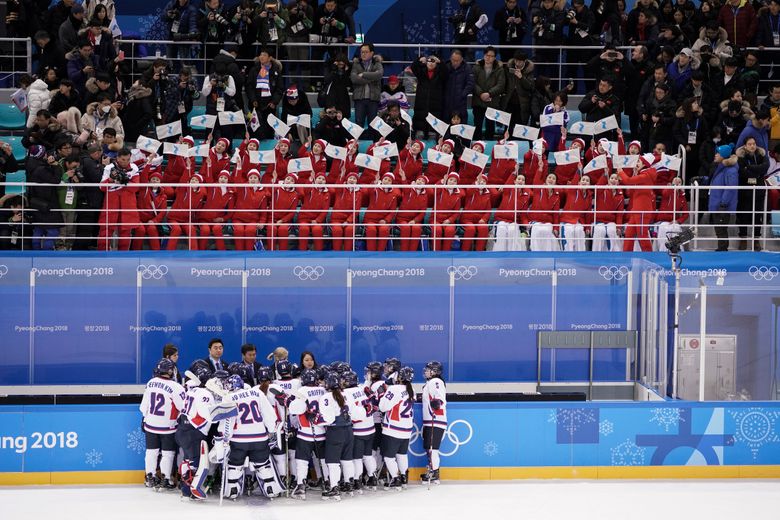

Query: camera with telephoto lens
(213, 73), (228, 89)
(71, 166), (84, 181)
(665, 227), (694, 254)
(111, 168), (131, 185)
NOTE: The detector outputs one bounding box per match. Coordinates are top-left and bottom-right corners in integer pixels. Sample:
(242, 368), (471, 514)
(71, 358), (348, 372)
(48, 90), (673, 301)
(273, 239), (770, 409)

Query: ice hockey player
(421, 360), (447, 484)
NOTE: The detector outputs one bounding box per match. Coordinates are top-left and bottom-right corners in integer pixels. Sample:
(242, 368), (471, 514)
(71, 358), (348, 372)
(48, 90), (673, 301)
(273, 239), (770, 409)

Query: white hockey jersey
(421, 377), (447, 428)
(182, 386), (234, 435)
(270, 378), (301, 425)
(321, 389), (368, 428)
(140, 376), (186, 434)
(228, 387), (277, 443)
(378, 383), (413, 439)
(344, 386), (375, 436)
(289, 385), (327, 441)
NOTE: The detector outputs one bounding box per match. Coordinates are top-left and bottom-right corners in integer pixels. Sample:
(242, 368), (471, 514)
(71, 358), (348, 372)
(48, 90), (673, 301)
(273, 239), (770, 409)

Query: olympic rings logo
(137, 264), (168, 280)
(293, 265), (325, 281)
(0, 265), (8, 278)
(447, 265), (478, 281)
(598, 266), (629, 281)
(748, 266), (779, 281)
(409, 419), (473, 457)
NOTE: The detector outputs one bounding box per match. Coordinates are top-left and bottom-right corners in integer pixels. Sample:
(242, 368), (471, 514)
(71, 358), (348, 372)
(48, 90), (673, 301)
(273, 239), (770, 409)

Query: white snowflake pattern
(138, 8), (170, 43)
(85, 449), (103, 467)
(611, 439), (646, 466)
(599, 420), (614, 437)
(728, 408), (780, 459)
(127, 427), (145, 455)
(650, 408), (684, 432)
(483, 441), (499, 457)
(548, 408), (597, 436)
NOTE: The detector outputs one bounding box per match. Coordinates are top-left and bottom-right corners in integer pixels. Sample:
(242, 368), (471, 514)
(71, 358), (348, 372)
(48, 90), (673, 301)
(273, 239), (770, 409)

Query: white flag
(369, 116), (394, 138)
(108, 17), (122, 37)
(553, 149), (580, 165)
(372, 142), (399, 159)
(230, 148), (241, 164)
(190, 114), (217, 129)
(136, 136), (161, 154)
(251, 150), (276, 164)
(584, 154), (608, 174)
(188, 143), (210, 158)
(356, 153), (382, 171)
(460, 149), (489, 169)
(613, 155), (639, 169)
(658, 153), (682, 171)
(163, 142), (190, 157)
(512, 124), (540, 141)
(539, 111), (564, 128)
(265, 113), (289, 136)
(485, 107), (511, 126)
(492, 143), (518, 160)
(340, 118), (365, 140)
(156, 120), (182, 139)
(399, 109), (413, 127)
(425, 113), (449, 136)
(568, 121), (595, 136)
(325, 144), (348, 160)
(451, 124), (476, 140)
(594, 115), (619, 134)
(426, 148), (454, 167)
(249, 109), (260, 132)
(287, 114), (312, 128)
(287, 156), (313, 173)
(218, 110), (245, 126)
(602, 140), (620, 156)
(10, 88), (27, 112)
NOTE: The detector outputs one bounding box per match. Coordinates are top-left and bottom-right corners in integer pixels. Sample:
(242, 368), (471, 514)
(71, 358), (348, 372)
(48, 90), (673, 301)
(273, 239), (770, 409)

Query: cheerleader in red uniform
(296, 138), (328, 183)
(363, 172), (401, 251)
(433, 171), (463, 251)
(458, 141), (487, 185)
(359, 138), (393, 184)
(297, 172), (332, 251)
(161, 135), (196, 198)
(327, 139), (358, 184)
(493, 172), (533, 251)
(592, 172), (625, 252)
(560, 175), (593, 252)
(486, 137), (518, 185)
(425, 139), (456, 184)
(460, 173), (495, 251)
(529, 172), (561, 251)
(232, 169), (269, 251)
(197, 169), (235, 250)
(394, 140), (425, 184)
(270, 173), (301, 251)
(619, 154), (658, 252)
(166, 173), (207, 250)
(655, 176), (689, 252)
(199, 137), (231, 183)
(264, 137), (293, 183)
(135, 167), (167, 250)
(330, 172), (364, 251)
(523, 138), (550, 186)
(555, 137), (586, 188)
(235, 135), (261, 184)
(396, 175), (429, 251)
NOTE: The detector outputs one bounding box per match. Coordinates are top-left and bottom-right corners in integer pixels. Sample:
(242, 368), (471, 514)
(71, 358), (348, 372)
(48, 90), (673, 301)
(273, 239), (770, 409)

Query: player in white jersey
(378, 366), (415, 491)
(222, 372), (280, 500)
(139, 358), (186, 490)
(364, 361), (385, 478)
(421, 360), (447, 484)
(342, 370), (377, 493)
(267, 359), (301, 487)
(383, 357), (401, 384)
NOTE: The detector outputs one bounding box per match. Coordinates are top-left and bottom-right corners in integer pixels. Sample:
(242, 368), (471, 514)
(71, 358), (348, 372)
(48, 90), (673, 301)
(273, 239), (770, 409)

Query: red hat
(181, 136), (195, 146)
(277, 137), (290, 148)
(216, 137), (230, 149)
(346, 171), (360, 181)
(247, 169), (261, 180)
(442, 139), (455, 150)
(571, 138), (586, 149)
(191, 173), (204, 182)
(639, 153), (655, 168)
(217, 169), (231, 180)
(471, 141), (486, 152)
(347, 139), (358, 148)
(412, 139), (426, 152)
(388, 75), (399, 84)
(285, 85), (299, 99)
(314, 139), (328, 151)
(148, 171), (163, 182)
(382, 172), (395, 181)
(628, 140), (642, 153)
(315, 171), (327, 180)
(248, 138), (260, 149)
(286, 172), (299, 182)
(417, 175), (429, 184)
(446, 171), (460, 180)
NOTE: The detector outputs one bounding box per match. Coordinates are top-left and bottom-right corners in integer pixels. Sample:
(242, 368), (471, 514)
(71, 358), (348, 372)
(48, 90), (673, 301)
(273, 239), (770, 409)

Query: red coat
(331, 187), (365, 222)
(434, 187), (463, 223)
(594, 187), (625, 224)
(523, 151), (550, 186)
(425, 157), (455, 185)
(530, 188), (561, 225)
(487, 154), (517, 185)
(136, 187), (167, 223)
(393, 149), (424, 184)
(458, 161), (485, 185)
(560, 189), (593, 226)
(396, 188), (429, 223)
(199, 149), (230, 183)
(162, 155), (195, 198)
(364, 187), (401, 223)
(262, 150), (292, 183)
(232, 186), (269, 223)
(101, 164), (141, 221)
(656, 187), (688, 223)
(553, 158), (582, 186)
(717, 2), (757, 47)
(235, 141), (260, 184)
(297, 187), (331, 223)
(295, 145), (327, 183)
(327, 154), (357, 184)
(461, 188), (495, 224)
(198, 186), (235, 222)
(270, 186), (300, 223)
(619, 168), (658, 213)
(494, 183), (532, 224)
(167, 185), (207, 223)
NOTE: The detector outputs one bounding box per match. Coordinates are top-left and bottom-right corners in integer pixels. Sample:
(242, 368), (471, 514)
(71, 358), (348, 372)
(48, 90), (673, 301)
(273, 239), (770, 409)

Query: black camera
(111, 168), (131, 185)
(665, 227), (695, 254)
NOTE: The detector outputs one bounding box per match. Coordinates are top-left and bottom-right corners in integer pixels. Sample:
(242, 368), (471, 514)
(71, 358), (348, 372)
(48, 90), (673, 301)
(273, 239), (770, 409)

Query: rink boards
(1, 401), (780, 484)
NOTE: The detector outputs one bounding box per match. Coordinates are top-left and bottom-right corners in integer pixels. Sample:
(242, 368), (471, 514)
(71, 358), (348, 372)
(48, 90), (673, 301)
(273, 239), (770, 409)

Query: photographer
(286, 0), (314, 88)
(565, 0), (597, 90)
(226, 0), (260, 58)
(501, 51), (534, 131)
(141, 59), (174, 127)
(493, 0), (526, 61)
(578, 76), (622, 126)
(0, 194), (31, 251)
(312, 0), (348, 73)
(73, 144), (106, 250)
(252, 0), (290, 58)
(380, 101), (410, 150)
(56, 152), (82, 249)
(530, 0), (565, 87)
(97, 147), (142, 251)
(26, 145), (64, 250)
(411, 54), (447, 139)
(162, 0), (199, 63)
(586, 45), (631, 104)
(167, 67), (200, 136)
(201, 66), (238, 142)
(448, 0), (488, 61)
(246, 48), (285, 140)
(198, 0), (231, 60)
(0, 140), (20, 198)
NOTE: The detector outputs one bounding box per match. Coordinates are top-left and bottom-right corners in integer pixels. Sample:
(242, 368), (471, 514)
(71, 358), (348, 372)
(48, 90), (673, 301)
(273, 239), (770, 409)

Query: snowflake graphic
(85, 449), (103, 467)
(127, 427), (145, 455)
(650, 408), (684, 432)
(611, 439), (646, 466)
(548, 408), (597, 435)
(599, 420), (614, 437)
(138, 8), (170, 45)
(483, 441), (499, 457)
(728, 408), (780, 459)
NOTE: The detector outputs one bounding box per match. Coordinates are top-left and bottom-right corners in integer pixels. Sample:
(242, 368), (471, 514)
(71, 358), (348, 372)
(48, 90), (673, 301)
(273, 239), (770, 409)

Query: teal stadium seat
(0, 104), (25, 130)
(5, 171), (26, 195)
(4, 136), (25, 161)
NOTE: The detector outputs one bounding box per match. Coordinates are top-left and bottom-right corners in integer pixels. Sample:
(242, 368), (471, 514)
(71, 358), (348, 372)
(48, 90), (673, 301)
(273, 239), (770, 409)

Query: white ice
(3, 480), (780, 520)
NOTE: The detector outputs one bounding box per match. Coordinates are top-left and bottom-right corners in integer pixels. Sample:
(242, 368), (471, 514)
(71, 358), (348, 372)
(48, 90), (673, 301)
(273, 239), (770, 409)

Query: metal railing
(1, 181), (775, 252)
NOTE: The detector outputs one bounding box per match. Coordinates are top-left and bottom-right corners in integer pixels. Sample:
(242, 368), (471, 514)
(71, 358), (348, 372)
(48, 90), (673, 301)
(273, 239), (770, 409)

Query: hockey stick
(284, 406), (291, 497)
(219, 415), (235, 506)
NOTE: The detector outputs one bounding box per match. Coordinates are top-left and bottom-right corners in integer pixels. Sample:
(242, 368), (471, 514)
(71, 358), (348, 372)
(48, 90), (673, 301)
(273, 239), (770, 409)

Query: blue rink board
(1, 401), (778, 473)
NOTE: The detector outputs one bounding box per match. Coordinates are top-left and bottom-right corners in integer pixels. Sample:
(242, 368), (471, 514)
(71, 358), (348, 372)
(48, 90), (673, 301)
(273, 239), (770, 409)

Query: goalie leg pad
(224, 464), (244, 499)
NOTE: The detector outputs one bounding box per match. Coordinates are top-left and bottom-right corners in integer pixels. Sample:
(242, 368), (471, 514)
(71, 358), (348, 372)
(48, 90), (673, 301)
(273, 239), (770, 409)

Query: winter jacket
(246, 58), (284, 109)
(619, 168), (658, 214)
(27, 157), (64, 226)
(717, 1), (757, 47)
(443, 60), (475, 122)
(673, 106), (709, 149)
(351, 55), (383, 102)
(756, 8), (780, 48)
(411, 58), (448, 128)
(321, 64), (352, 118)
(666, 55), (700, 99)
(80, 103), (125, 139)
(735, 146), (769, 188)
(656, 187), (688, 223)
(578, 88), (621, 122)
(501, 59), (533, 119)
(26, 79), (53, 128)
(58, 15), (84, 54)
(162, 0), (199, 38)
(530, 187), (560, 226)
(494, 183), (532, 224)
(364, 187), (401, 223)
(736, 119), (770, 152)
(692, 26), (733, 65)
(471, 59), (506, 109)
(396, 188), (428, 224)
(66, 49), (101, 100)
(707, 155), (739, 212)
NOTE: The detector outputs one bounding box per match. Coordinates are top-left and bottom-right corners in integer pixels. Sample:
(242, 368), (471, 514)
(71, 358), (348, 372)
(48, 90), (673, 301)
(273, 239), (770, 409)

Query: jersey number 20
(238, 401), (264, 424)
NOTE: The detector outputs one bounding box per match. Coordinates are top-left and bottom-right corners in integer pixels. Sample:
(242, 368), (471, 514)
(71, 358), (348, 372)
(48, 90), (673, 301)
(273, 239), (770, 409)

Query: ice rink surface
(3, 480), (780, 520)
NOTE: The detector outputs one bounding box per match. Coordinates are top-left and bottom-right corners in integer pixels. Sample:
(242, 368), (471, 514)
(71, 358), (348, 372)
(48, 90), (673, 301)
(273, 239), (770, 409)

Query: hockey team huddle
(140, 356), (447, 502)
